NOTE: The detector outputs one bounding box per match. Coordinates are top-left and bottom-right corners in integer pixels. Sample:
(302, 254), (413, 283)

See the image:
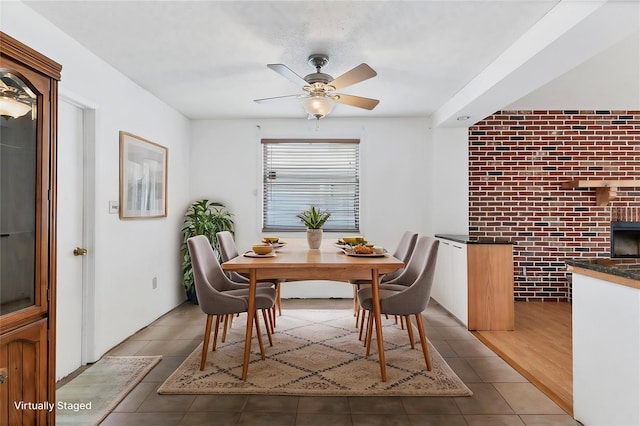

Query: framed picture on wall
(119, 131), (168, 219)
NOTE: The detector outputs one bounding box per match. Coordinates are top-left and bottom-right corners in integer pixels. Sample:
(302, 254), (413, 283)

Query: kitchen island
(566, 258), (640, 426)
(433, 234), (514, 331)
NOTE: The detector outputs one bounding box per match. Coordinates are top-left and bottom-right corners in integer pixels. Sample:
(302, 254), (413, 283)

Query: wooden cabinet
(0, 32), (61, 425)
(466, 243), (514, 330)
(434, 236), (514, 331)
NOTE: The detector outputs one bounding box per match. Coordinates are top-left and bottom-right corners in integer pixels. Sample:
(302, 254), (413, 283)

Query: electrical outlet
(152, 277), (158, 289)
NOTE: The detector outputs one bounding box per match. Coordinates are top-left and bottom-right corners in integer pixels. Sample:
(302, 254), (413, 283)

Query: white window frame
(262, 138), (360, 233)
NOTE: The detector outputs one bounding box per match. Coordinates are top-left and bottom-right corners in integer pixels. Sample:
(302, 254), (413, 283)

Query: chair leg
(254, 311), (266, 360)
(267, 307), (275, 335)
(365, 311), (374, 355)
(358, 308), (367, 341)
(262, 309), (273, 347)
(200, 314), (213, 371)
(212, 315), (221, 351)
(414, 313), (432, 371)
(276, 282), (282, 316)
(353, 285), (359, 321)
(227, 314), (234, 340)
(267, 287), (278, 331)
(221, 314), (230, 343)
(393, 315), (402, 327)
(405, 315), (415, 349)
(270, 305), (276, 330)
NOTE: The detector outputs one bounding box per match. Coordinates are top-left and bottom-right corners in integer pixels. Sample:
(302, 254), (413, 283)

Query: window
(262, 139), (360, 232)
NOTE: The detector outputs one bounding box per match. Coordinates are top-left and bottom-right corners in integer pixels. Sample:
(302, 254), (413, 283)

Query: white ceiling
(24, 0), (640, 124)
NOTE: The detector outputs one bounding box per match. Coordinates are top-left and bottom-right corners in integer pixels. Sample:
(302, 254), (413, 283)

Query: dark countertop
(434, 234), (513, 245)
(566, 258), (640, 281)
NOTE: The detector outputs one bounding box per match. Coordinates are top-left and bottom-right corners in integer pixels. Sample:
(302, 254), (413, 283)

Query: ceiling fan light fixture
(302, 95), (335, 119)
(0, 73), (36, 119)
(0, 94), (32, 119)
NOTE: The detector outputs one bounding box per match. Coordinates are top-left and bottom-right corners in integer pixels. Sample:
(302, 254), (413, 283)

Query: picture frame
(119, 131), (168, 219)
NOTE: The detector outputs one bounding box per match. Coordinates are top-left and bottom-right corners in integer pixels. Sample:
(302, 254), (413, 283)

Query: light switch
(109, 200), (119, 214)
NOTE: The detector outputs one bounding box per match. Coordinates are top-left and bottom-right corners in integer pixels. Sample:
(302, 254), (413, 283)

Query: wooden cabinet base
(467, 244), (514, 331)
(0, 319), (49, 425)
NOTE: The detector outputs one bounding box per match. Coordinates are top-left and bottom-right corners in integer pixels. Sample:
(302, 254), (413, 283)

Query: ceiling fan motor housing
(304, 54), (333, 85)
(304, 72), (333, 85)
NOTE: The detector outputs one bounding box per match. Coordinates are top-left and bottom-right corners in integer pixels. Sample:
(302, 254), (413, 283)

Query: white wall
(190, 117), (433, 297)
(2, 2), (191, 362)
(431, 127), (469, 235)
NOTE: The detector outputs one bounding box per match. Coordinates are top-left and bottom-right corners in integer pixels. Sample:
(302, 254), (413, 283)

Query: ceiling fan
(0, 74), (36, 119)
(254, 54), (379, 120)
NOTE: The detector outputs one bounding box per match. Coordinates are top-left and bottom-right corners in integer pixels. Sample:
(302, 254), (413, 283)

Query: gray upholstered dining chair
(357, 236), (439, 371)
(188, 235), (277, 371)
(216, 231), (283, 320)
(350, 231), (418, 324)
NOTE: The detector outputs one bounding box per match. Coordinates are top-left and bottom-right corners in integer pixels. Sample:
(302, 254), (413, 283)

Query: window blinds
(262, 139), (360, 232)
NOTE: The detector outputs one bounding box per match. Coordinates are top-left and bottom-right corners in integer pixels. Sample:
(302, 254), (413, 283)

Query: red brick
(469, 110), (640, 301)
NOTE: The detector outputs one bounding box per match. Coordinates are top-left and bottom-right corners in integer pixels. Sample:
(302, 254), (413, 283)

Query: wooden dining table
(222, 238), (404, 381)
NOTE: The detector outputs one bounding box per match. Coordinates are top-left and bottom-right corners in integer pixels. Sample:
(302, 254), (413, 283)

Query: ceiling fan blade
(334, 94), (380, 110)
(327, 63), (377, 91)
(254, 94), (302, 103)
(267, 64), (308, 86)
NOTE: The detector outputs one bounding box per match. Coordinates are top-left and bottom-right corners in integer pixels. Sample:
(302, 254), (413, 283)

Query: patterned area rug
(56, 355), (162, 425)
(158, 309), (472, 396)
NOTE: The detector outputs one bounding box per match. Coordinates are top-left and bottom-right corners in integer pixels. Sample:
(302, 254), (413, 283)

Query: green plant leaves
(296, 205), (331, 229)
(181, 199), (235, 294)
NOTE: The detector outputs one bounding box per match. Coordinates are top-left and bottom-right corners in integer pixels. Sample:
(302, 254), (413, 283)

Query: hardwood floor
(473, 301), (573, 415)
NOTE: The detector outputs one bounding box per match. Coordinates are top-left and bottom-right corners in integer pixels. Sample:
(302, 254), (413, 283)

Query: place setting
(263, 236), (287, 249)
(335, 236), (388, 257)
(243, 237), (287, 257)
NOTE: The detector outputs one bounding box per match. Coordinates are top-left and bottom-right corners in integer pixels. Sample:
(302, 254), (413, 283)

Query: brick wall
(468, 110), (640, 302)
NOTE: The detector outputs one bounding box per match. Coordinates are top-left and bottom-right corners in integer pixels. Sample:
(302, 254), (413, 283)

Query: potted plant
(181, 199), (234, 303)
(297, 205), (331, 249)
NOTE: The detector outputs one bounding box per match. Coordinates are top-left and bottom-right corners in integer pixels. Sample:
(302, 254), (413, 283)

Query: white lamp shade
(302, 95), (335, 118)
(0, 96), (31, 119)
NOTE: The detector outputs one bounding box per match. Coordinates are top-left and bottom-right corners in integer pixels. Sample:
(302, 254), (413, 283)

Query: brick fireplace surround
(469, 110), (640, 302)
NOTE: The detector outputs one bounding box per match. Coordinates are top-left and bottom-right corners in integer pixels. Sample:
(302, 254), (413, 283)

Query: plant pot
(306, 228), (323, 249)
(186, 286), (198, 304)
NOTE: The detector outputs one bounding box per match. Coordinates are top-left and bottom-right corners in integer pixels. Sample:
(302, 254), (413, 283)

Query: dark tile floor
(62, 299), (580, 425)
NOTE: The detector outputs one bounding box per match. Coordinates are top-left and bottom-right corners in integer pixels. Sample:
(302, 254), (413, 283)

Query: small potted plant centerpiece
(297, 205), (331, 249)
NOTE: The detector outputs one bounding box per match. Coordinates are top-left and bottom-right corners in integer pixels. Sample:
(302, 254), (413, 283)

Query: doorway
(56, 95), (96, 380)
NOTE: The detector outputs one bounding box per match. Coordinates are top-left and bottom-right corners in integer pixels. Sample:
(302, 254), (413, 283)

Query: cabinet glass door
(0, 72), (38, 314)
